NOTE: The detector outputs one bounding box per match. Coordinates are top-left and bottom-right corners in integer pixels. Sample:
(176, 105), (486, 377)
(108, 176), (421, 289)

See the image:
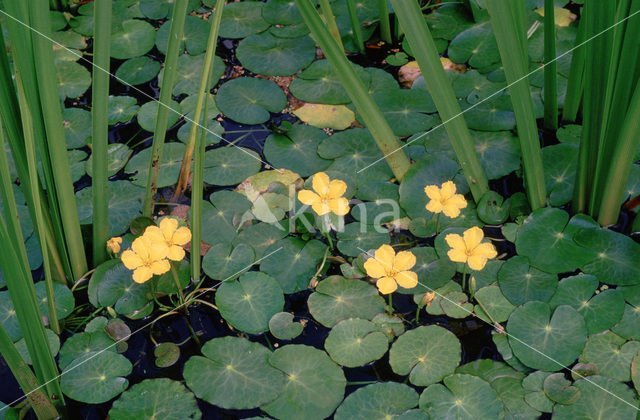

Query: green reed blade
(486, 0), (547, 210)
(378, 0), (392, 43)
(91, 0), (112, 265)
(318, 0), (344, 51)
(391, 0), (489, 202)
(562, 15), (585, 122)
(543, 0), (558, 130)
(142, 0), (189, 217)
(296, 0), (411, 180)
(345, 0), (364, 52)
(174, 0), (224, 197)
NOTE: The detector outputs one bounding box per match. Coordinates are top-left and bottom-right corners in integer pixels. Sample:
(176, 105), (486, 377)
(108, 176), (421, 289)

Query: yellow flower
(364, 244), (418, 294)
(144, 218), (192, 261)
(424, 180), (467, 218)
(106, 237), (122, 254)
(445, 226), (497, 271)
(298, 172), (350, 216)
(121, 236), (171, 283)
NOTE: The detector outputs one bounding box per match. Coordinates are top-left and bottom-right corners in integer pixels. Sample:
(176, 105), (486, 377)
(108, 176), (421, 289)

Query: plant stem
(143, 0), (189, 217)
(174, 0), (225, 198)
(318, 0), (344, 52)
(387, 293), (393, 314)
(345, 0), (364, 52)
(486, 0), (547, 210)
(390, 0), (489, 201)
(378, 0), (392, 43)
(91, 0), (112, 265)
(296, 0), (411, 180)
(461, 264), (468, 291)
(170, 264), (186, 310)
(543, 0), (558, 130)
(435, 213), (440, 234)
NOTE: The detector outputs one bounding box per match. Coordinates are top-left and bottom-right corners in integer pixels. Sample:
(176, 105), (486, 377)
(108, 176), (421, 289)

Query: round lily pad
(515, 207), (597, 274)
(109, 378), (200, 420)
(473, 284), (515, 324)
(498, 255), (558, 305)
(580, 332), (640, 382)
(419, 373), (504, 419)
(261, 344), (346, 420)
(110, 19), (156, 60)
(136, 100), (182, 132)
(507, 302), (587, 371)
(62, 107), (91, 148)
(611, 304), (640, 340)
(60, 350), (132, 404)
(552, 376), (638, 419)
(293, 103), (356, 130)
(324, 318), (388, 367)
(203, 146), (262, 186)
(198, 191), (252, 246)
(264, 124), (331, 177)
(336, 222), (390, 257)
(86, 143), (132, 178)
(115, 56), (161, 86)
(448, 22), (500, 68)
(397, 247), (455, 294)
(215, 77), (287, 125)
(216, 272), (284, 334)
(543, 143), (579, 206)
(237, 32), (315, 76)
(88, 259), (154, 315)
(574, 227), (640, 285)
(0, 291), (20, 341)
(57, 61), (91, 99)
(177, 119), (224, 146)
(357, 89), (436, 136)
(269, 312), (303, 340)
(76, 180), (142, 236)
(289, 59), (369, 104)
(219, 2), (270, 39)
(263, 0), (303, 25)
(543, 373), (581, 405)
(202, 243), (255, 281)
(15, 328), (60, 365)
(183, 337), (284, 409)
(154, 342), (180, 368)
(165, 53), (225, 96)
(389, 325), (461, 386)
(308, 276), (385, 328)
(156, 15), (209, 55)
(260, 238), (326, 293)
(57, 330), (116, 370)
(34, 281), (75, 321)
(125, 142), (184, 188)
(335, 382), (419, 420)
(108, 95), (139, 124)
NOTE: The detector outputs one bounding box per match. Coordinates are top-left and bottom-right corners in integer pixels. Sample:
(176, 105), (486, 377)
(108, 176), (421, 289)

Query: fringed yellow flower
(364, 244), (418, 294)
(445, 226), (497, 271)
(144, 218), (192, 261)
(106, 237), (122, 254)
(298, 172), (350, 216)
(424, 180), (467, 218)
(121, 236), (171, 283)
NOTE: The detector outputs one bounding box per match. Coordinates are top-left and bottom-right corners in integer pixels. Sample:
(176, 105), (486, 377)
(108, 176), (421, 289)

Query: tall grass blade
(143, 0), (189, 217)
(378, 0), (392, 43)
(29, 0), (88, 279)
(562, 15), (585, 121)
(486, 0), (547, 210)
(174, 0), (225, 198)
(391, 0), (489, 202)
(543, 0), (558, 130)
(345, 0), (364, 52)
(318, 0), (344, 51)
(91, 0), (112, 264)
(295, 0), (411, 180)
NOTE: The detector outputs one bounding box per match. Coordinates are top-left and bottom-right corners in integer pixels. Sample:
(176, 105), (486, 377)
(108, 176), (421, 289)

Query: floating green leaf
(110, 19), (156, 59)
(552, 376), (638, 419)
(269, 312), (304, 340)
(260, 238), (325, 293)
(216, 77), (287, 125)
(237, 32), (316, 76)
(76, 180), (143, 236)
(324, 318), (388, 367)
(61, 351), (132, 404)
(202, 243), (255, 281)
(579, 332), (640, 382)
(88, 259), (153, 315)
(219, 2), (270, 39)
(115, 56), (161, 86)
(108, 95), (139, 124)
(57, 61), (91, 99)
(203, 146), (262, 186)
(498, 255), (557, 305)
(335, 382), (419, 420)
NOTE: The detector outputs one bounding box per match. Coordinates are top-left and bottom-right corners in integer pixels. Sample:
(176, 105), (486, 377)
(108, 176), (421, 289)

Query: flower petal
(311, 201), (330, 216)
(312, 172), (330, 195)
(150, 259), (171, 275)
(440, 180), (456, 199)
(395, 270), (418, 289)
(447, 248), (468, 264)
(327, 179), (347, 198)
(426, 199), (443, 214)
(442, 204), (462, 218)
(463, 226), (484, 250)
(132, 266), (153, 283)
(364, 258), (386, 278)
(121, 250), (143, 270)
(144, 226), (165, 244)
(328, 197), (350, 216)
(467, 255), (488, 271)
(424, 185), (441, 201)
(447, 194), (468, 208)
(376, 276), (397, 294)
(472, 242), (497, 259)
(131, 236), (150, 260)
(167, 245), (186, 261)
(374, 244), (395, 268)
(394, 251), (416, 271)
(445, 233), (465, 251)
(159, 217), (178, 240)
(298, 190), (320, 206)
(172, 227), (192, 246)
(149, 241), (169, 261)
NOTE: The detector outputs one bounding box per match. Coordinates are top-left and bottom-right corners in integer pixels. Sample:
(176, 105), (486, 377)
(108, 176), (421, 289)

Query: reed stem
(543, 0), (558, 130)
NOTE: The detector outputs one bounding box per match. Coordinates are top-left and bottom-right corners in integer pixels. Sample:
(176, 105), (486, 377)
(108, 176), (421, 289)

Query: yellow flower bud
(106, 237), (123, 254)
